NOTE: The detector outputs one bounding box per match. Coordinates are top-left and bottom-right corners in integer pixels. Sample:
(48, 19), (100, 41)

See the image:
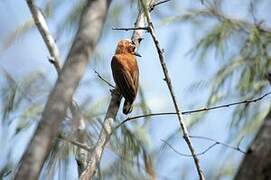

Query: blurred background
(0, 0), (271, 179)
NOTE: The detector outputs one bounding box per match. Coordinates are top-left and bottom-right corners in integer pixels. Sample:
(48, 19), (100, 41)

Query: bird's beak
(133, 52), (142, 57)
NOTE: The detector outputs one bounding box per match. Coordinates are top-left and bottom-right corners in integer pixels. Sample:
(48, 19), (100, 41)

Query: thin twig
(161, 135), (245, 157)
(161, 139), (217, 157)
(150, 0), (171, 11)
(93, 70), (115, 88)
(112, 0), (171, 32)
(115, 91), (271, 127)
(140, 0), (205, 179)
(189, 135), (246, 154)
(25, 2), (62, 74)
(182, 92), (271, 114)
(115, 112), (176, 129)
(112, 27), (149, 31)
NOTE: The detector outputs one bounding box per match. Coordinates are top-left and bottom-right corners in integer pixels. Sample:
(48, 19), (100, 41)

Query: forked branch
(140, 0), (205, 179)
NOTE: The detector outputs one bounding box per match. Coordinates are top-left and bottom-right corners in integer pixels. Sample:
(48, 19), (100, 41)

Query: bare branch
(189, 136), (246, 154)
(140, 0), (205, 179)
(112, 27), (149, 31)
(161, 139), (217, 157)
(182, 92), (271, 114)
(15, 0), (112, 179)
(116, 92), (271, 128)
(24, 1), (62, 74)
(161, 135), (245, 157)
(149, 0), (171, 11)
(115, 112), (176, 129)
(93, 70), (115, 88)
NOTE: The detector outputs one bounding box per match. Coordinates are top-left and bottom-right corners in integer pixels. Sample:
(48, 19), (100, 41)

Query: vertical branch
(140, 0), (205, 179)
(79, 91), (121, 180)
(79, 1), (155, 179)
(14, 0), (112, 179)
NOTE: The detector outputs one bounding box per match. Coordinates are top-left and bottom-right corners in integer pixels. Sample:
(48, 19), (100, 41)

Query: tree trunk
(14, 0), (111, 179)
(235, 108), (271, 180)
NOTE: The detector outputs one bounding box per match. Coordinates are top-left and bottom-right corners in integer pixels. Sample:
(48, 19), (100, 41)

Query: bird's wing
(131, 59), (139, 95)
(111, 55), (137, 102)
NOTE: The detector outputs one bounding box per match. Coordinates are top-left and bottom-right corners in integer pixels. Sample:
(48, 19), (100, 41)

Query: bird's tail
(123, 100), (133, 114)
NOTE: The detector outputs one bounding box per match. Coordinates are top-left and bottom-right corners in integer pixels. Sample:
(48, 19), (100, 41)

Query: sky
(1, 0), (270, 179)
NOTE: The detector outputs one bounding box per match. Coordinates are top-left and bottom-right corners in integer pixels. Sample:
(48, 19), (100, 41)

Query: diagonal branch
(22, 0), (89, 176)
(93, 70), (115, 88)
(140, 0), (205, 179)
(24, 1), (61, 74)
(14, 0), (112, 179)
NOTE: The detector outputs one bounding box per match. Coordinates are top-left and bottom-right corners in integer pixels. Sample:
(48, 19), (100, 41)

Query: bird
(111, 39), (141, 114)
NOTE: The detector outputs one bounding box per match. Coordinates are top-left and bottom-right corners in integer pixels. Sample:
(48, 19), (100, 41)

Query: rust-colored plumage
(111, 39), (140, 114)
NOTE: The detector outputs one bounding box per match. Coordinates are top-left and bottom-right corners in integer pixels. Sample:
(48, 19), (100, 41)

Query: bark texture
(14, 0), (111, 179)
(235, 109), (271, 180)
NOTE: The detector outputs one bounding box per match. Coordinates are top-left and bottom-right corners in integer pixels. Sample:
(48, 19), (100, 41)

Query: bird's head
(115, 39), (141, 57)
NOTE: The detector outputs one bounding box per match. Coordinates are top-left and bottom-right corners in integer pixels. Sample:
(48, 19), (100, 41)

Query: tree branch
(149, 0), (171, 11)
(140, 0), (205, 179)
(20, 0), (91, 177)
(189, 135), (246, 154)
(79, 1), (157, 179)
(23, 2), (62, 74)
(112, 27), (149, 31)
(161, 135), (245, 157)
(93, 70), (115, 88)
(14, 0), (112, 179)
(116, 91), (271, 127)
